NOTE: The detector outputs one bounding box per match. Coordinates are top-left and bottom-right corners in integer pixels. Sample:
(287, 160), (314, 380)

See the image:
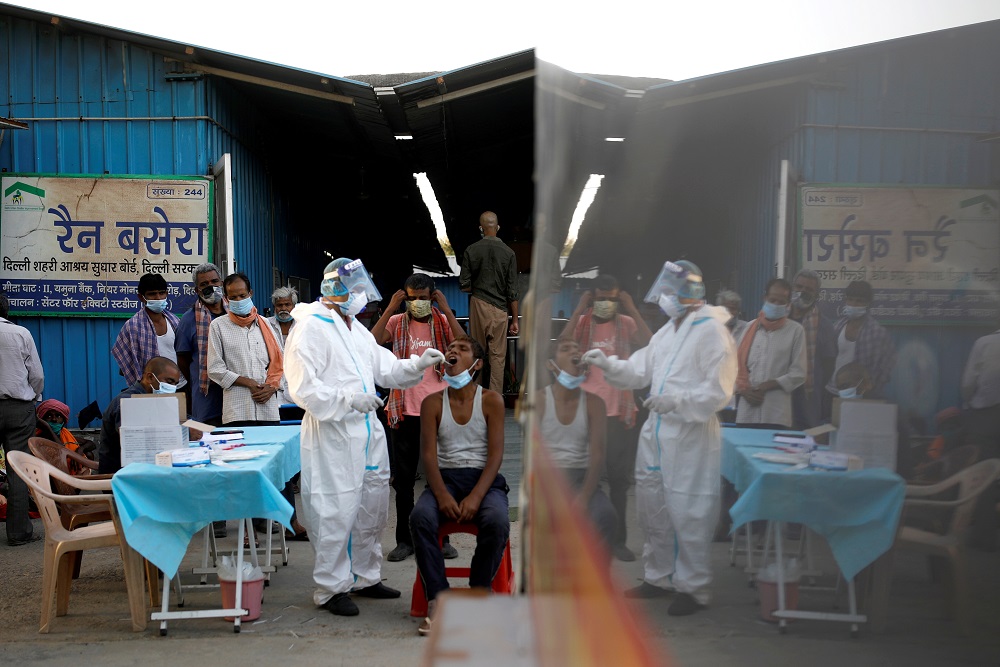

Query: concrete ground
(1, 410), (998, 665)
(2, 490), (998, 666)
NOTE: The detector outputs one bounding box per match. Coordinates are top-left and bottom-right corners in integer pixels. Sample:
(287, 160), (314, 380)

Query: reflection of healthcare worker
(284, 258), (445, 617)
(583, 260), (736, 616)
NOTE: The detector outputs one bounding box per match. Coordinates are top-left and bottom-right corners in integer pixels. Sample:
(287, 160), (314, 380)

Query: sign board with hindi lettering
(0, 174), (213, 317)
(798, 185), (1000, 325)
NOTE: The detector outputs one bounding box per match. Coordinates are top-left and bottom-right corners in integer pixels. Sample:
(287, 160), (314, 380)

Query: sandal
(285, 530), (309, 542)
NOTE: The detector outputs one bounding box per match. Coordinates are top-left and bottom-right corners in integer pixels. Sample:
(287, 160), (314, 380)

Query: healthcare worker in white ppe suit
(583, 260), (736, 616)
(284, 258), (445, 616)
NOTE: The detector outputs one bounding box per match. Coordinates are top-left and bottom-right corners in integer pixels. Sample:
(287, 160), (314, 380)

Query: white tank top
(539, 386), (590, 469)
(438, 386), (489, 469)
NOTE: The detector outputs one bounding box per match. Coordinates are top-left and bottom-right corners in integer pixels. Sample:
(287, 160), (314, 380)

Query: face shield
(643, 260), (706, 303)
(325, 258), (382, 303)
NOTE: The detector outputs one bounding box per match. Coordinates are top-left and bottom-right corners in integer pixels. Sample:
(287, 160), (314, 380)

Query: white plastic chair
(895, 458), (1000, 635)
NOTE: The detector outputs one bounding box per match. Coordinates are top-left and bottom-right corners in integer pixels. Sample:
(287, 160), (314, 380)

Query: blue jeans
(410, 468), (509, 601)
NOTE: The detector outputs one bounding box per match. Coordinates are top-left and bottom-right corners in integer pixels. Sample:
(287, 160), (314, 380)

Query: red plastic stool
(409, 521), (515, 617)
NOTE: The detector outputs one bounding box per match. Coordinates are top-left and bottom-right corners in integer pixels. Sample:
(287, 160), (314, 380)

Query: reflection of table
(722, 428), (905, 634)
(112, 426), (300, 632)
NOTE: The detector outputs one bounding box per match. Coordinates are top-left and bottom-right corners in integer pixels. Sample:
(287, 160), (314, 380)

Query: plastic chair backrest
(907, 458), (1000, 539)
(6, 451), (69, 536)
(27, 438), (77, 496)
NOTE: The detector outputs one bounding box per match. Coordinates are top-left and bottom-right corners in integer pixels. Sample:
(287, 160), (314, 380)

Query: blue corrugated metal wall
(0, 14), (291, 418)
(749, 39), (1000, 428)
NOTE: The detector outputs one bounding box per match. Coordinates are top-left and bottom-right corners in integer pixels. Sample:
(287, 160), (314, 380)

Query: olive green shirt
(459, 237), (519, 311)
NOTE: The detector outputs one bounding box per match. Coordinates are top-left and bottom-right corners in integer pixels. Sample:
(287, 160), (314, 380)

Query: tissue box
(171, 448), (211, 467)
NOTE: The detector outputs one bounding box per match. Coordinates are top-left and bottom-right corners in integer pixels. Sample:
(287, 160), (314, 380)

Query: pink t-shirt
(575, 315), (637, 417)
(387, 314), (449, 417)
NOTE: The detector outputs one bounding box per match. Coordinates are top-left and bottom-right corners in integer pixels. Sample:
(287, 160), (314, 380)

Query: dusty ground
(1, 490), (998, 666)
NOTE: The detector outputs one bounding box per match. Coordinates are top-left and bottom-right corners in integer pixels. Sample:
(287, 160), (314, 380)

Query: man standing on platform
(459, 211), (519, 394)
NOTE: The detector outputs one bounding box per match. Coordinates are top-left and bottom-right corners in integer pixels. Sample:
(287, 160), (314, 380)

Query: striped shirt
(207, 316), (281, 424)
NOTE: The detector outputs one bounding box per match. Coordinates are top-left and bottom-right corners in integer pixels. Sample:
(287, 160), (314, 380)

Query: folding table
(722, 427), (905, 635)
(112, 425), (300, 633)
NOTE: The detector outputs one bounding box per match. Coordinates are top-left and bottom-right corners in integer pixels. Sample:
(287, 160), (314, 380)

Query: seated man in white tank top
(538, 338), (617, 561)
(410, 335), (509, 636)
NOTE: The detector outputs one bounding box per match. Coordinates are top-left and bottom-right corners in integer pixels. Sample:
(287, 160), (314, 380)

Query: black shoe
(8, 532), (42, 547)
(387, 543), (414, 562)
(213, 521), (228, 538)
(624, 582), (672, 599)
(323, 593), (359, 616)
(613, 544), (636, 562)
(353, 582), (401, 599)
(667, 593), (705, 616)
(441, 542), (459, 559)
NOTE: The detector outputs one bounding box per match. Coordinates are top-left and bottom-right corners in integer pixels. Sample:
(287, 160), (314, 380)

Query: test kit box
(120, 395), (186, 467)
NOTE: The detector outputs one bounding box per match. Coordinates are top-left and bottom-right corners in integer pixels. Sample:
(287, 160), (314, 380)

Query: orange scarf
(227, 307), (284, 389)
(735, 312), (787, 393)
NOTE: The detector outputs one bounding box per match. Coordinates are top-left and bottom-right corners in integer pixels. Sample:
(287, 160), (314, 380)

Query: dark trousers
(1, 399), (37, 541)
(560, 468), (618, 556)
(410, 468), (509, 601)
(390, 418), (421, 546)
(606, 417), (638, 547)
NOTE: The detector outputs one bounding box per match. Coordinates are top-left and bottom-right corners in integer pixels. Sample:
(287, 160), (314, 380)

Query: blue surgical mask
(276, 311), (293, 323)
(46, 421), (65, 436)
(152, 373), (178, 394)
(444, 367), (476, 390)
(843, 305), (868, 320)
(550, 360), (586, 390)
(838, 385), (861, 400)
(145, 298), (168, 313)
(228, 297), (254, 316)
(762, 301), (789, 321)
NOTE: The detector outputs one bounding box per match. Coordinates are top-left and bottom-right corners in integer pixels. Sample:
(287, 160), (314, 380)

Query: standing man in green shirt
(459, 211), (519, 395)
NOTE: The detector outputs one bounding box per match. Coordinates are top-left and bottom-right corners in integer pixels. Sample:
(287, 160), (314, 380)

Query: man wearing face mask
(176, 263), (228, 427)
(267, 286), (299, 405)
(284, 258), (444, 617)
(98, 357), (182, 474)
(827, 280), (896, 399)
(537, 337), (617, 559)
(583, 260), (737, 615)
(207, 272), (284, 426)
(734, 278), (807, 428)
(111, 273), (184, 390)
(788, 269), (837, 429)
(561, 273), (652, 562)
(409, 335), (509, 636)
(370, 273), (465, 563)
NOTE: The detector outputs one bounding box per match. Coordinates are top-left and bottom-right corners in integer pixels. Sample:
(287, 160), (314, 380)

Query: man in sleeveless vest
(409, 335), (510, 635)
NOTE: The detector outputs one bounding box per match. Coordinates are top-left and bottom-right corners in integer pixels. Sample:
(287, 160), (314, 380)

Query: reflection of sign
(1, 175), (213, 317)
(800, 186), (1000, 325)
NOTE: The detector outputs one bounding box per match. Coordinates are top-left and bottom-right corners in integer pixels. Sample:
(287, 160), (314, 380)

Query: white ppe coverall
(285, 301), (424, 605)
(601, 304), (736, 604)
